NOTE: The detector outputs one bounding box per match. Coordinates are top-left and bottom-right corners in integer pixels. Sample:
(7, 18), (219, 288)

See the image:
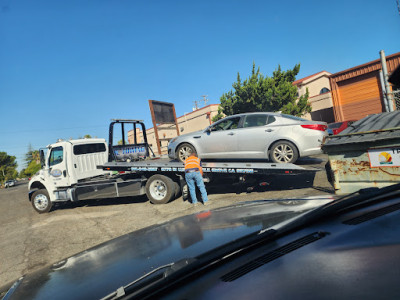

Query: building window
(320, 87), (330, 94)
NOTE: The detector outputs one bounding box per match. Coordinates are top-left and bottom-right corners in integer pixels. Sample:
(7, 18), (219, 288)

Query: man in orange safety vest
(184, 152), (209, 206)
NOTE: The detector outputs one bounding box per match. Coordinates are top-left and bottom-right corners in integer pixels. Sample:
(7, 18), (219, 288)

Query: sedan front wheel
(176, 143), (197, 162)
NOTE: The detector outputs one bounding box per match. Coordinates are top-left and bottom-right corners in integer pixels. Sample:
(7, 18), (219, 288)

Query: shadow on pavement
(55, 195), (149, 211)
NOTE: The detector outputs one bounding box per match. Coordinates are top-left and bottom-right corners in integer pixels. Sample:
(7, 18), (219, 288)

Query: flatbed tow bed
(100, 159), (317, 175)
(97, 159), (319, 204)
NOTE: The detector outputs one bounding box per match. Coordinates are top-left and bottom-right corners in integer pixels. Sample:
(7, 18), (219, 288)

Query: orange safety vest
(184, 156), (203, 175)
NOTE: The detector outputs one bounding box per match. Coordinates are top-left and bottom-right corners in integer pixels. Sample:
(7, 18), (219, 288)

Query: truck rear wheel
(31, 189), (53, 213)
(146, 175), (175, 204)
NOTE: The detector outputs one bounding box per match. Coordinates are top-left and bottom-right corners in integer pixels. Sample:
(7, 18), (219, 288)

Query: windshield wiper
(101, 228), (277, 300)
(101, 262), (176, 300)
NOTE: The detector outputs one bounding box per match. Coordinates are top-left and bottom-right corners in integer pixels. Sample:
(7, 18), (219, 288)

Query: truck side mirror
(40, 149), (45, 168)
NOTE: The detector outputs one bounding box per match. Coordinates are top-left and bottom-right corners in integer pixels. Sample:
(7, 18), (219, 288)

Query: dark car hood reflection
(3, 196), (334, 300)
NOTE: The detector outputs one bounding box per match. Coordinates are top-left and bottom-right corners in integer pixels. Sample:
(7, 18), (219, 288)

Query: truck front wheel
(31, 189), (53, 213)
(146, 175), (176, 204)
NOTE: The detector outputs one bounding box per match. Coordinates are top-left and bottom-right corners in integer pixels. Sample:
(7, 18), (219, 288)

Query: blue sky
(0, 0), (399, 171)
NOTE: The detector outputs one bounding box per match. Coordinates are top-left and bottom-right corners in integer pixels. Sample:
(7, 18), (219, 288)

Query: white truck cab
(29, 138), (109, 213)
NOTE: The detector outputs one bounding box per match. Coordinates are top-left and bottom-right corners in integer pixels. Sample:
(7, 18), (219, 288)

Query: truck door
(46, 146), (70, 187)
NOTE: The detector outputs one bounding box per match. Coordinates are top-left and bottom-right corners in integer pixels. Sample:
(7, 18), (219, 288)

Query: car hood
(1, 196), (334, 300)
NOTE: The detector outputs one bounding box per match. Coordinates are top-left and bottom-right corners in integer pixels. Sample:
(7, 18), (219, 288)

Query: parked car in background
(168, 112), (327, 164)
(4, 180), (16, 188)
(327, 120), (356, 135)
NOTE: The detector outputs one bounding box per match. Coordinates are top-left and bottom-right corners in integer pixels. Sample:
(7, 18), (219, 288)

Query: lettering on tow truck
(122, 146), (146, 154)
(211, 168), (228, 173)
(130, 167), (158, 172)
(236, 169), (254, 174)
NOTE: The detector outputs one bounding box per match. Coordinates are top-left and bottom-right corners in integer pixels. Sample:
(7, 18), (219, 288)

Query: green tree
(24, 160), (41, 177)
(78, 134), (92, 139)
(19, 169), (26, 178)
(25, 144), (40, 166)
(23, 144), (41, 177)
(0, 152), (18, 182)
(213, 63), (311, 121)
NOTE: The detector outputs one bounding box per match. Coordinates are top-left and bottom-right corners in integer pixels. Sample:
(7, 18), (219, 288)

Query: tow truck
(28, 119), (318, 213)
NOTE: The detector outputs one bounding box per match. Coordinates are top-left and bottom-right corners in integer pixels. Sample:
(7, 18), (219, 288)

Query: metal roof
(323, 111), (400, 147)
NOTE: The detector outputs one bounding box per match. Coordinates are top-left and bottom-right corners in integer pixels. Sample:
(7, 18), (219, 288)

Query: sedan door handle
(265, 129), (273, 132)
(227, 132), (235, 136)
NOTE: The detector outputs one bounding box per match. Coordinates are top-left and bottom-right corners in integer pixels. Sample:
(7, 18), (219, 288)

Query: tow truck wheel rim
(149, 180), (167, 200)
(34, 194), (49, 211)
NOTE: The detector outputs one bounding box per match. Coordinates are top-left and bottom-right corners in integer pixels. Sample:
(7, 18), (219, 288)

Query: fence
(392, 90), (400, 110)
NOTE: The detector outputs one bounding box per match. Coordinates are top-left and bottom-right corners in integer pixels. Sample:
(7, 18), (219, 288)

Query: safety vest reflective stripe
(185, 156), (201, 170)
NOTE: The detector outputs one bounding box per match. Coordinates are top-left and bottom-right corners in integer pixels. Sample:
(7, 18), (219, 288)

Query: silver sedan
(168, 112), (327, 163)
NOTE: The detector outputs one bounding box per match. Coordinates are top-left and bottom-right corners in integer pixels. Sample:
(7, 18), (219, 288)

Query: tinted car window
(268, 116), (276, 124)
(74, 143), (106, 155)
(210, 117), (241, 131)
(243, 115), (269, 128)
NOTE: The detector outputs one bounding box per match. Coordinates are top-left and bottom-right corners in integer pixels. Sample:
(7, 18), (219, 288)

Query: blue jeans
(185, 172), (208, 204)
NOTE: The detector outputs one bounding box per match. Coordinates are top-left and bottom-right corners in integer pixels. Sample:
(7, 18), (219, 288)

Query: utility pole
(201, 95), (209, 106)
(193, 100), (199, 111)
(380, 50), (395, 112)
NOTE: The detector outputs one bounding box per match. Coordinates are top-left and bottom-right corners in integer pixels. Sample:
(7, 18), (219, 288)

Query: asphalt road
(0, 155), (334, 287)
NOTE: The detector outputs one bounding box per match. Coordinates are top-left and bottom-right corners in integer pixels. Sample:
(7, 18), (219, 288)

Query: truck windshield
(49, 146), (63, 167)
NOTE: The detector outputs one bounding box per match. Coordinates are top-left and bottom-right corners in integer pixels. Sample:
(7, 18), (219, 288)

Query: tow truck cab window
(49, 146), (63, 167)
(73, 143), (106, 155)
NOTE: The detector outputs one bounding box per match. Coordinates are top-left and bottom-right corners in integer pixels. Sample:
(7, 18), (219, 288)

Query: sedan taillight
(301, 124), (327, 131)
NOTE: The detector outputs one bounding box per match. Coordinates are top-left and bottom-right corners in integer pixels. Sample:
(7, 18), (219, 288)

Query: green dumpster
(322, 111), (400, 195)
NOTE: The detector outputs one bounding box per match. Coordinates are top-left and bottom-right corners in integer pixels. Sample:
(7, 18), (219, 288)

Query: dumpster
(322, 111), (400, 194)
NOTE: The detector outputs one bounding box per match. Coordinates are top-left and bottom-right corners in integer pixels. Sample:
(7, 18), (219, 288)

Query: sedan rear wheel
(270, 141), (298, 164)
(176, 143), (197, 162)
